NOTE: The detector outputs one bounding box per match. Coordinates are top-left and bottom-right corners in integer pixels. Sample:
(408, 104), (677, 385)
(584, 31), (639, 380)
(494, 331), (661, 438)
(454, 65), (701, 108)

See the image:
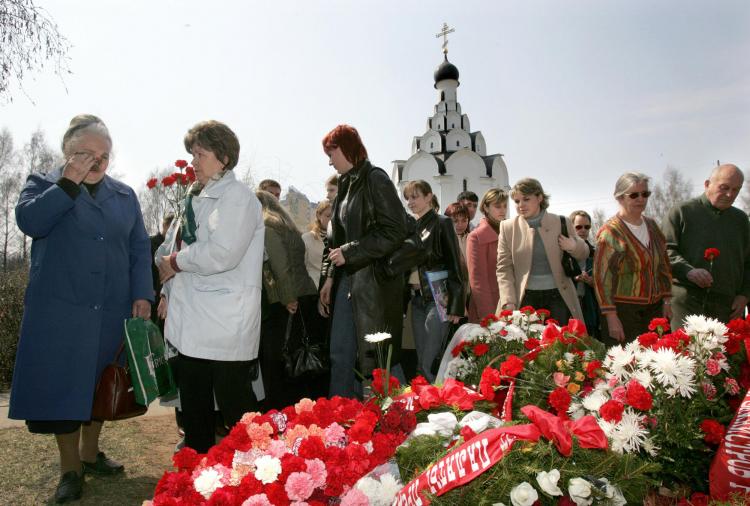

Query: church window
(430, 142), (434, 149)
(451, 123), (454, 128)
(456, 140), (460, 147)
(463, 178), (467, 191)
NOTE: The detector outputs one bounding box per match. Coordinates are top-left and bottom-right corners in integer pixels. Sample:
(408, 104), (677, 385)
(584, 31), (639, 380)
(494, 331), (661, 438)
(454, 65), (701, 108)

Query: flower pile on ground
(147, 396), (415, 505)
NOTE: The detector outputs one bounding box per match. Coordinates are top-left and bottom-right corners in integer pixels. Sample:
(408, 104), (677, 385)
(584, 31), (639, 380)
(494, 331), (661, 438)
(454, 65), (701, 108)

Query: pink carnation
(285, 472), (315, 501)
(340, 487), (370, 506)
(553, 372), (570, 387)
(706, 359), (721, 376)
(305, 458), (328, 489)
(241, 494), (273, 506)
(725, 377), (741, 395)
(702, 381), (717, 400)
(611, 386), (626, 403)
(267, 439), (289, 458)
(608, 376), (619, 388)
(295, 398), (316, 414)
(324, 422), (346, 446)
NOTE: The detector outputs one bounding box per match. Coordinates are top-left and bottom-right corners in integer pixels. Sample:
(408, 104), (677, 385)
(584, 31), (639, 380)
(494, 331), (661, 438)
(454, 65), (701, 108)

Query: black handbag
(559, 216), (582, 279)
(283, 312), (328, 378)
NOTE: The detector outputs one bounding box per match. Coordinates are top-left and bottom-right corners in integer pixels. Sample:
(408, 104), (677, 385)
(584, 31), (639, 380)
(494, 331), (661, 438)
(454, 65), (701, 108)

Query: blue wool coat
(9, 168), (153, 421)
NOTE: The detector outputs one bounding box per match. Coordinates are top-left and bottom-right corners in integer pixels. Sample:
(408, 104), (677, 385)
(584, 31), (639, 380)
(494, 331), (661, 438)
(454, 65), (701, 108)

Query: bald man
(662, 164), (750, 327)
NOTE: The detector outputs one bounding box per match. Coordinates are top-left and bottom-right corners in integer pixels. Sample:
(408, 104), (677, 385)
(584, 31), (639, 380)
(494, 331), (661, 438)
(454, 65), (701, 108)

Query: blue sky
(2, 0), (748, 217)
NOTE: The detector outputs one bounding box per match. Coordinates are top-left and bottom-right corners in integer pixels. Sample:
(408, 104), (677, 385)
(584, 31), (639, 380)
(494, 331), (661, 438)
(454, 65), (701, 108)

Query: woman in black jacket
(319, 125), (407, 398)
(403, 180), (466, 382)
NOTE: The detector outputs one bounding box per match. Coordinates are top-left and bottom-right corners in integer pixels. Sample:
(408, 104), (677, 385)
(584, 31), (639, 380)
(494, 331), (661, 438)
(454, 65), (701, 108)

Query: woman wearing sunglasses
(593, 172), (672, 344)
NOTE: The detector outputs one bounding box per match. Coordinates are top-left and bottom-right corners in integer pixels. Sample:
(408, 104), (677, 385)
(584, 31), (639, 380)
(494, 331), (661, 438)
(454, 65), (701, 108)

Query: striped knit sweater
(593, 215), (672, 313)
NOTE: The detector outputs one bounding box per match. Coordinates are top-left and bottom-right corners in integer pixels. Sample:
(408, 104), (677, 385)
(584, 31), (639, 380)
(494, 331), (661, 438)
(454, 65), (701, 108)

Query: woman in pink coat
(466, 188), (508, 322)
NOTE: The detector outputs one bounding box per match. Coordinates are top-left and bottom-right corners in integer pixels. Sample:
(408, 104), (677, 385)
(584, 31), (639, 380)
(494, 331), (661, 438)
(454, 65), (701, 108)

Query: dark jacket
(263, 223), (317, 305)
(326, 160), (407, 370)
(413, 209), (466, 317)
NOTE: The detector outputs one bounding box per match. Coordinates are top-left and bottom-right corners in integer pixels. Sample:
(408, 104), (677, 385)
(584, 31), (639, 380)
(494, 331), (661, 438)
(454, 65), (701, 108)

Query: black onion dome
(434, 57), (459, 87)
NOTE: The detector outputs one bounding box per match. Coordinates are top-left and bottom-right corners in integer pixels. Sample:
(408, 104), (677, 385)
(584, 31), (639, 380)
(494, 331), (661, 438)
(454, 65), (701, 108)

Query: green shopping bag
(123, 318), (176, 406)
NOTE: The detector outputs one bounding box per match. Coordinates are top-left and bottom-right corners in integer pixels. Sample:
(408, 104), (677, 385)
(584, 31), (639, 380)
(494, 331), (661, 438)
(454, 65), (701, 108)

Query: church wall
(445, 131), (472, 152)
(445, 111), (461, 130)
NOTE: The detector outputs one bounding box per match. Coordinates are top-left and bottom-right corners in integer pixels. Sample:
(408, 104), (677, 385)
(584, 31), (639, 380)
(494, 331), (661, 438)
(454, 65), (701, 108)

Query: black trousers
(601, 301), (664, 346)
(521, 288), (571, 324)
(173, 353), (257, 454)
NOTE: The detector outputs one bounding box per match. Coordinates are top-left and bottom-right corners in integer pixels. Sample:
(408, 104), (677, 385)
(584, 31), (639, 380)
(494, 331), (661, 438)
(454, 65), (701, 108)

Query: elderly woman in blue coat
(9, 114), (153, 503)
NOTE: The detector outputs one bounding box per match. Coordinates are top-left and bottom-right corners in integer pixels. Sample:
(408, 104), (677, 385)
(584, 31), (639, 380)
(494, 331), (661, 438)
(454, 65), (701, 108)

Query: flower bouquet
(145, 159), (197, 217)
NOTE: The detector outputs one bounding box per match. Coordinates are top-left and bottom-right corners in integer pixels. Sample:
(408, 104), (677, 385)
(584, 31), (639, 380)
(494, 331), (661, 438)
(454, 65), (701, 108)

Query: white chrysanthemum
(503, 324), (527, 342)
(632, 369), (654, 390)
(528, 323), (546, 334)
(467, 326), (490, 342)
(488, 320), (507, 334)
(642, 437), (660, 457)
(364, 332), (391, 343)
(509, 481), (538, 506)
(582, 391), (608, 412)
(568, 401), (585, 420)
(253, 455), (282, 484)
(613, 410), (649, 453)
(194, 468), (223, 499)
(564, 352), (576, 363)
(624, 340), (643, 357)
(646, 348), (680, 387)
(684, 314), (728, 340)
(597, 419), (616, 439)
(603, 346), (634, 381)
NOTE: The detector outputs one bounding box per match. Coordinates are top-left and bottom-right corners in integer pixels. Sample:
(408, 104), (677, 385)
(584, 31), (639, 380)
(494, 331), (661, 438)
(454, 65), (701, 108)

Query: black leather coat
(413, 209), (466, 317)
(326, 160), (408, 371)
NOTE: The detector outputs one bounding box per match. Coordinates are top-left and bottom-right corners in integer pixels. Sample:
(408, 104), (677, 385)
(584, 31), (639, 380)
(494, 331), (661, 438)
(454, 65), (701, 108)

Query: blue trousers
(411, 295), (451, 383)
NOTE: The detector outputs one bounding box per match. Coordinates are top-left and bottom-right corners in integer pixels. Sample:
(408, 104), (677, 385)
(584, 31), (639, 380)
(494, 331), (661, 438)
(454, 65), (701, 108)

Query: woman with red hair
(319, 124), (408, 397)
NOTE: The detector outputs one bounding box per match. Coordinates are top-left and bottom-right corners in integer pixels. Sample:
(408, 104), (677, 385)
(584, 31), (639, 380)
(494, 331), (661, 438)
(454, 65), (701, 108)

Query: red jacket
(466, 218), (500, 322)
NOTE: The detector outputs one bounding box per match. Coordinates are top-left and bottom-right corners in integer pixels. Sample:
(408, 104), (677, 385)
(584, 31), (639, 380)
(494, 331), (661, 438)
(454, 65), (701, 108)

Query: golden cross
(435, 22), (455, 55)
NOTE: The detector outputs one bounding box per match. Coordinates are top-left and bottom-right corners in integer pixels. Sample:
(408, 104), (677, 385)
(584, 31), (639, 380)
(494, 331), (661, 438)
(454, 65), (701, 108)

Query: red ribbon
(393, 406), (608, 505)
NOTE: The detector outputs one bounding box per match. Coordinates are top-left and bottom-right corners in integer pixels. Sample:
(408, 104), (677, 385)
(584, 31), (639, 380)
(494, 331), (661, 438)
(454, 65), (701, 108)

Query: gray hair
(614, 172), (650, 198)
(61, 114), (112, 156)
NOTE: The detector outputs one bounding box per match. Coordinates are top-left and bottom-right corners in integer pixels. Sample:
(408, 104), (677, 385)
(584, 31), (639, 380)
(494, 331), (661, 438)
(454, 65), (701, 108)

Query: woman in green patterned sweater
(594, 172), (672, 344)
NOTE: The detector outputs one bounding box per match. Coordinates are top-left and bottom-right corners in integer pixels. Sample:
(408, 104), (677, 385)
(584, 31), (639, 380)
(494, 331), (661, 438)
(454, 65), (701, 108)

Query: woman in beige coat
(496, 178), (588, 323)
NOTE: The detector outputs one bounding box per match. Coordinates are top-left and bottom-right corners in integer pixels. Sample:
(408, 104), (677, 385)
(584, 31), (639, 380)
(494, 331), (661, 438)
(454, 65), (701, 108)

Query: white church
(391, 25), (510, 215)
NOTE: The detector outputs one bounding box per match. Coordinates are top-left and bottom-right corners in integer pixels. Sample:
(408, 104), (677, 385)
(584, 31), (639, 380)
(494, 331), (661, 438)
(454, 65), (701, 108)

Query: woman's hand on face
(558, 235), (576, 253)
(606, 313), (626, 342)
(157, 295), (168, 320)
(159, 255), (176, 283)
(328, 247), (346, 266)
(132, 299), (151, 319)
(62, 152), (97, 184)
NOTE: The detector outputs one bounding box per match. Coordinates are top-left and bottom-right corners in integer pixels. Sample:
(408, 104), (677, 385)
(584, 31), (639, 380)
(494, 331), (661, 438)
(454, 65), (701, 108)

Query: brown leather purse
(91, 342), (148, 421)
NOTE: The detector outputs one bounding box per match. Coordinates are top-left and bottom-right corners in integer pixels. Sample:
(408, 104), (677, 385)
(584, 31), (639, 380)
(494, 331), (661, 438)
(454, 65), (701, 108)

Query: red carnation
(626, 380), (653, 411)
(186, 166), (196, 181)
(585, 360), (602, 379)
(175, 159), (189, 169)
(536, 308), (551, 320)
(162, 174), (177, 187)
(524, 338), (540, 350)
(479, 367), (501, 400)
(499, 309), (513, 317)
(372, 368), (400, 396)
(146, 177), (158, 189)
(700, 419), (726, 445)
(451, 341), (469, 357)
(500, 355), (524, 378)
(637, 332), (659, 348)
(599, 400), (624, 423)
(520, 305), (535, 314)
(704, 248), (720, 261)
(472, 343), (490, 357)
(480, 314), (499, 327)
(548, 387), (572, 417)
(172, 447), (201, 471)
(648, 317), (670, 333)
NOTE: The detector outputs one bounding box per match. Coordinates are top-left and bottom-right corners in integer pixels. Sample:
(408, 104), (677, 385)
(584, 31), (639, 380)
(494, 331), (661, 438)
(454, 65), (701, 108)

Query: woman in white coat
(157, 120), (264, 453)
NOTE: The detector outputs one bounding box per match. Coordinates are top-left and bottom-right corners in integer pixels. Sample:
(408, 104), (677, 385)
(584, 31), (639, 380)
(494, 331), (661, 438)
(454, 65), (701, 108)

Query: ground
(0, 415), (178, 505)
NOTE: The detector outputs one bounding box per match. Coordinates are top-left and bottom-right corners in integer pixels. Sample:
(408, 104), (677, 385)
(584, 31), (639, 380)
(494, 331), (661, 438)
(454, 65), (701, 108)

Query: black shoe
(54, 470), (83, 504)
(81, 452), (124, 476)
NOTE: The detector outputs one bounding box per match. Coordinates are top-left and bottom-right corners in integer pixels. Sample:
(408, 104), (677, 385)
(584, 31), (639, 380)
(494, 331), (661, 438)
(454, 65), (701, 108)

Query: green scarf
(180, 182), (203, 245)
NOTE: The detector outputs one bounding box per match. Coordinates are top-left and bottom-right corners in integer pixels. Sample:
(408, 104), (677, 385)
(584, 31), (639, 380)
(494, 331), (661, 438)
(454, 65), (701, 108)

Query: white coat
(158, 171), (265, 361)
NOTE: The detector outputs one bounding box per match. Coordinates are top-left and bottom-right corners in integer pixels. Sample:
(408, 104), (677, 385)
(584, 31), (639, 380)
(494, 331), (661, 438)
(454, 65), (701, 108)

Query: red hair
(444, 202), (470, 220)
(322, 124), (368, 166)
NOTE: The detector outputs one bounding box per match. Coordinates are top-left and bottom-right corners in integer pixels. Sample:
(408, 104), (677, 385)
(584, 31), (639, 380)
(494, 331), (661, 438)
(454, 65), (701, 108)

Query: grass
(0, 415), (178, 505)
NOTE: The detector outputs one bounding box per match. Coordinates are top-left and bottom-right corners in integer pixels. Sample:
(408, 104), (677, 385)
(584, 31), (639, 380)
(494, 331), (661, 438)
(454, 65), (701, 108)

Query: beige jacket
(496, 212), (588, 319)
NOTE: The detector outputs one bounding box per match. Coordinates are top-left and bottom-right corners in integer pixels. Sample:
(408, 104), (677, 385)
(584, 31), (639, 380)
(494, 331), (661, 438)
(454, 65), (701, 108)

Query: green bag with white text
(123, 318), (176, 406)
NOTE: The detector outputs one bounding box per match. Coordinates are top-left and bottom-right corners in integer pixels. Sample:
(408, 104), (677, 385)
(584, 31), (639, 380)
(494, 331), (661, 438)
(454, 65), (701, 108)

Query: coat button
(93, 304), (101, 310)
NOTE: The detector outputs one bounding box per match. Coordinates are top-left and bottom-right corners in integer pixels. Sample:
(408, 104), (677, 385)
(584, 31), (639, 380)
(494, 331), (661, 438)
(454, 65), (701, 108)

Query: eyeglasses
(575, 225), (591, 230)
(624, 191), (652, 199)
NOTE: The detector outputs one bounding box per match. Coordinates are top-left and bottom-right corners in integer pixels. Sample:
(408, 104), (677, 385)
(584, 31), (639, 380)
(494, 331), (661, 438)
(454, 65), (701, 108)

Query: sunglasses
(624, 191), (652, 199)
(575, 225), (591, 230)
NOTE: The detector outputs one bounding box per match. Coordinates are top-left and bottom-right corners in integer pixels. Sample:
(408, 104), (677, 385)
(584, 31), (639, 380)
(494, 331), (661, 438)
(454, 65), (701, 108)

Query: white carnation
(509, 481), (538, 506)
(582, 391), (607, 412)
(194, 468), (223, 499)
(535, 469), (563, 496)
(365, 332), (392, 343)
(253, 455), (282, 484)
(568, 477), (593, 506)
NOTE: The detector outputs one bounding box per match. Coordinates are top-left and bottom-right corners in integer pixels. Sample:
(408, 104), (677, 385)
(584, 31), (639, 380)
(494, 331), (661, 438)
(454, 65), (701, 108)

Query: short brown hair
(184, 120), (240, 171)
(322, 124), (368, 167)
(444, 202), (470, 221)
(402, 180), (433, 199)
(510, 178), (550, 210)
(569, 210), (591, 223)
(259, 179), (281, 192)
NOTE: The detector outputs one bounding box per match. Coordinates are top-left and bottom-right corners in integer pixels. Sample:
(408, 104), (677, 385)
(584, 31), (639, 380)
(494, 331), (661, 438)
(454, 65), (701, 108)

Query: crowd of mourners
(7, 116), (750, 503)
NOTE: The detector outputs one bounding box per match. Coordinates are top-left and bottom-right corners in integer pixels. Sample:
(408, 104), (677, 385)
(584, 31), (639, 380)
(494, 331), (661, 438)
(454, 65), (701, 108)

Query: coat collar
(199, 170), (238, 199)
(473, 218), (499, 243)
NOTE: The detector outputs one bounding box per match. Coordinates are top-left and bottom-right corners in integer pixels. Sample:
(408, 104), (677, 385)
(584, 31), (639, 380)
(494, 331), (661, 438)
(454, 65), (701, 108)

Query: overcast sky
(2, 0), (749, 218)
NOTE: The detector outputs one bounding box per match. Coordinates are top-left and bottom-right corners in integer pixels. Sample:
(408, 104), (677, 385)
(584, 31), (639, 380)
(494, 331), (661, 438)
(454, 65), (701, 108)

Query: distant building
(391, 53), (510, 218)
(281, 186), (316, 232)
